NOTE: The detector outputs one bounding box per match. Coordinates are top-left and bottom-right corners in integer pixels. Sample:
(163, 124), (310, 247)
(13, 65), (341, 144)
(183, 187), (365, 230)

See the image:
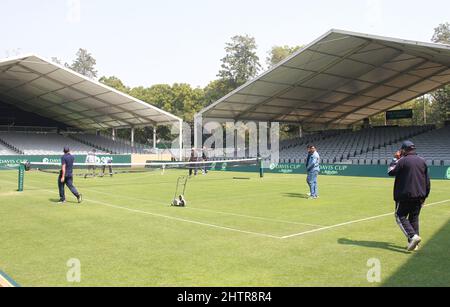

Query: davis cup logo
(446, 167), (450, 180)
(269, 163), (277, 170)
(210, 162), (216, 171)
(43, 158), (49, 163)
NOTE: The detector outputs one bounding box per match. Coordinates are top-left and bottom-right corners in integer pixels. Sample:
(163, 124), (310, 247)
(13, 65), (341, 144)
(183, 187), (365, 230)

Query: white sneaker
(407, 235), (422, 251)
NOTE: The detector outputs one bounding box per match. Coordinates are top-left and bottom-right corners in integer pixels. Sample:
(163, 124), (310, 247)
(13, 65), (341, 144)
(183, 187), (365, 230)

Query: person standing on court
(388, 141), (430, 251)
(306, 145), (320, 199)
(85, 149), (97, 178)
(188, 148), (198, 176)
(101, 157), (114, 177)
(201, 146), (208, 175)
(59, 147), (83, 204)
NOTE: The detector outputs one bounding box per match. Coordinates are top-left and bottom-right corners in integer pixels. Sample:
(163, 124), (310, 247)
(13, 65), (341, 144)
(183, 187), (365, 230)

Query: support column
(153, 126), (157, 150)
(234, 121), (238, 158)
(257, 121), (260, 157)
(194, 114), (202, 150)
(112, 128), (116, 141)
(131, 127), (135, 147)
(299, 125), (303, 138)
(423, 97), (427, 125)
(179, 120), (183, 161)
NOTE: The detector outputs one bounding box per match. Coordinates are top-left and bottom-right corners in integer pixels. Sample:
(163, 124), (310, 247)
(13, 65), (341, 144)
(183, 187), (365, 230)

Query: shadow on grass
(283, 193), (310, 199)
(48, 198), (77, 204)
(383, 219), (450, 286)
(338, 238), (410, 254)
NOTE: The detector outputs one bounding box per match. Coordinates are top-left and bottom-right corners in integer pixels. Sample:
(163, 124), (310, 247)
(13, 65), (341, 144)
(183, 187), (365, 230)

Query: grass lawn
(0, 168), (449, 287)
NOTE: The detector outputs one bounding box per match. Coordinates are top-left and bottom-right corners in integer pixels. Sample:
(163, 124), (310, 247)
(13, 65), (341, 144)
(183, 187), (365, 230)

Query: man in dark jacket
(188, 149), (198, 176)
(388, 141), (430, 251)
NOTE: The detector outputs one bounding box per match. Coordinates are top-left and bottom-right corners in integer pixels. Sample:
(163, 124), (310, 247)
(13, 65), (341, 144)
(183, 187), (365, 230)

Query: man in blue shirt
(58, 147), (83, 204)
(306, 145), (321, 199)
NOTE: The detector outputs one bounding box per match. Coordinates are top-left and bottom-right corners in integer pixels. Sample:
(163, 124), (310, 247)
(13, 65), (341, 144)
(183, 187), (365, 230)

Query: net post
(258, 157), (264, 178)
(18, 163), (25, 192)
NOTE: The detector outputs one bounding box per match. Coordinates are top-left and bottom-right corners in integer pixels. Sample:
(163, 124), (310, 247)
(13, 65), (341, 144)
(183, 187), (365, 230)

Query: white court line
(4, 171), (325, 228)
(80, 186), (325, 228)
(2, 174), (449, 240)
(84, 198), (282, 239)
(281, 199), (450, 239)
(0, 177), (282, 239)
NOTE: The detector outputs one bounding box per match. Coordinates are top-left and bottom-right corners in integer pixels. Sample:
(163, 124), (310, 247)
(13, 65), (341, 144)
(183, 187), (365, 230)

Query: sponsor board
(0, 155), (131, 168)
(215, 162), (449, 180)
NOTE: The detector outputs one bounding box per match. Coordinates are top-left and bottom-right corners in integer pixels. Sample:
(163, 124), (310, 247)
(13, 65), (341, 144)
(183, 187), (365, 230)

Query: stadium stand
(0, 142), (17, 155)
(70, 133), (150, 154)
(279, 125), (444, 164)
(0, 130), (153, 155)
(0, 132), (101, 155)
(280, 130), (351, 151)
(353, 125), (450, 166)
(0, 134), (23, 154)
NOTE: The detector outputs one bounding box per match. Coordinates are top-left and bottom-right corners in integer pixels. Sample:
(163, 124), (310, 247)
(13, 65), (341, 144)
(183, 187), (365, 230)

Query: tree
(266, 45), (303, 139)
(99, 76), (129, 94)
(217, 35), (262, 89)
(431, 22), (450, 124)
(431, 88), (450, 124)
(51, 57), (63, 65)
(267, 45), (301, 68)
(203, 79), (235, 107)
(69, 48), (98, 79)
(432, 22), (450, 44)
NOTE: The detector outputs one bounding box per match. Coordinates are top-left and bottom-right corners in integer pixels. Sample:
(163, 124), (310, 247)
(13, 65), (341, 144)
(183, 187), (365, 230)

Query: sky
(1, 0), (449, 88)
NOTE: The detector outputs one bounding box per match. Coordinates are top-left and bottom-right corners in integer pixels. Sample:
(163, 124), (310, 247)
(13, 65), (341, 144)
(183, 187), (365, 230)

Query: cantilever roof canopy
(0, 54), (182, 130)
(198, 29), (450, 126)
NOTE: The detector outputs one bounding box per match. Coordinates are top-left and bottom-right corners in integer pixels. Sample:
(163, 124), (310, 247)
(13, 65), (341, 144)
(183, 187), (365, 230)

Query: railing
(0, 126), (58, 133)
(0, 137), (23, 154)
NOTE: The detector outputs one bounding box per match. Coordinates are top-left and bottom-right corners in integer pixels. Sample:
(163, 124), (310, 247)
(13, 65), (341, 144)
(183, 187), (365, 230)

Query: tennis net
(18, 158), (262, 190)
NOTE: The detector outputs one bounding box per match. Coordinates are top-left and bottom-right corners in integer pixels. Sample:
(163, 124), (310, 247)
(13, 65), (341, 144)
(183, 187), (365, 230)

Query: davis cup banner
(0, 155), (131, 169)
(218, 162), (450, 180)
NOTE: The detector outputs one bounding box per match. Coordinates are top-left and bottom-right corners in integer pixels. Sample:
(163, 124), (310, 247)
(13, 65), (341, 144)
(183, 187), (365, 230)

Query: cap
(401, 141), (416, 150)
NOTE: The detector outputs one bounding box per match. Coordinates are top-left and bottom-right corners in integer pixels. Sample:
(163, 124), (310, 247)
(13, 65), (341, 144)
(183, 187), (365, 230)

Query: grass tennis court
(0, 169), (449, 287)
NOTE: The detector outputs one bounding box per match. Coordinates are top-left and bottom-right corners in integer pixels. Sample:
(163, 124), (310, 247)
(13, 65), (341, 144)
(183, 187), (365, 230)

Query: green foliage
(217, 35), (262, 88)
(432, 22), (450, 44)
(369, 98), (435, 127)
(267, 45), (302, 67)
(430, 23), (450, 124)
(68, 48), (98, 79)
(99, 76), (130, 93)
(51, 57), (62, 65)
(203, 79), (236, 106)
(431, 87), (450, 123)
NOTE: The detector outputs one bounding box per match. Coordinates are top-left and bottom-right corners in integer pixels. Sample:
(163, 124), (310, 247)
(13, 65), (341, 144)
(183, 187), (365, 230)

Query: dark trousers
(102, 165), (113, 176)
(189, 163), (198, 176)
(395, 200), (423, 241)
(88, 166), (96, 176)
(58, 175), (79, 201)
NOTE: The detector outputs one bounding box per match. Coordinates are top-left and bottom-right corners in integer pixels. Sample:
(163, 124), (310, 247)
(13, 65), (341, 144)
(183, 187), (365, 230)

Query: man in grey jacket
(306, 145), (321, 199)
